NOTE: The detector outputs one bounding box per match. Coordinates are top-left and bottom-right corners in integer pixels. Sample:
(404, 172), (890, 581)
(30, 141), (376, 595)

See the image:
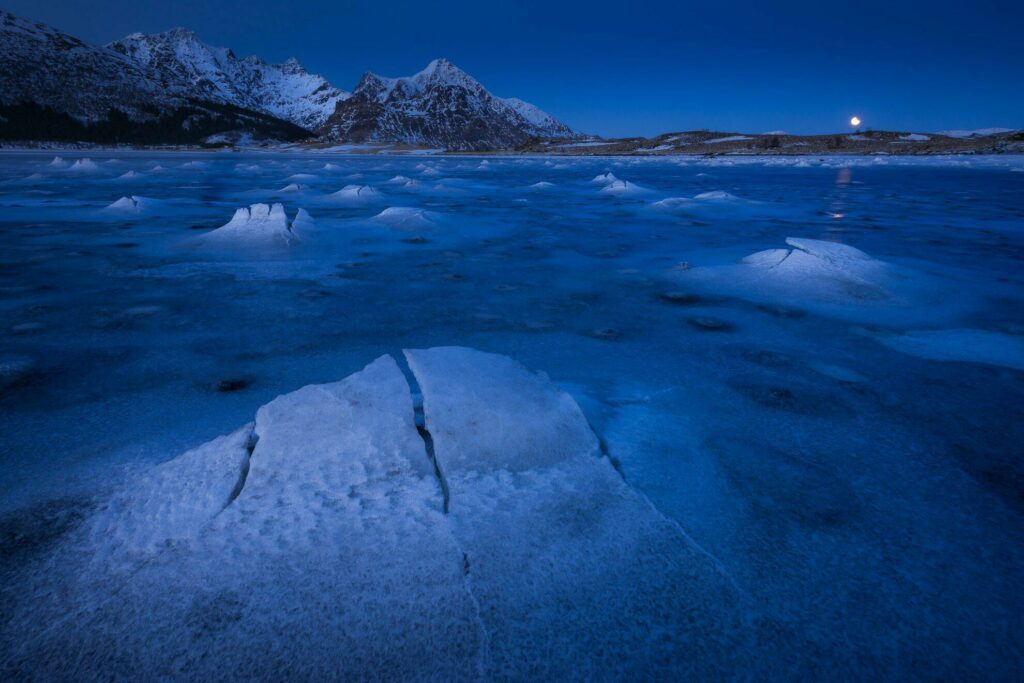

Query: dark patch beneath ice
(0, 496), (94, 566)
(708, 437), (861, 529)
(729, 381), (849, 416)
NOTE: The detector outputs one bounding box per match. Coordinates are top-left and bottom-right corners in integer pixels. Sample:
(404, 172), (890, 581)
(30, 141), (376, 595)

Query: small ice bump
(591, 172), (618, 185)
(104, 196), (155, 213)
(327, 184), (382, 205)
(48, 155), (67, 168)
(68, 158), (99, 172)
(600, 179), (652, 196)
(199, 203), (303, 247)
(527, 181), (555, 190)
(116, 170), (142, 180)
(277, 183), (306, 193)
(694, 190), (740, 201)
(370, 206), (439, 231)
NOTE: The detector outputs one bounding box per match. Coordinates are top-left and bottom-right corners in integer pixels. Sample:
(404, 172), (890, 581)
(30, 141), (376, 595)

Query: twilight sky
(7, 0), (1022, 137)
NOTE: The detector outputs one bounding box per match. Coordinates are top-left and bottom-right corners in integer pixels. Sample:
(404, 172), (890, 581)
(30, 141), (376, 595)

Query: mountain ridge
(0, 10), (576, 149)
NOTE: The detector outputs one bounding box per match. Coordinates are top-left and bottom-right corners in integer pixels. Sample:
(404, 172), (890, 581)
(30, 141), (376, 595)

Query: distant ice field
(1, 151), (1022, 678)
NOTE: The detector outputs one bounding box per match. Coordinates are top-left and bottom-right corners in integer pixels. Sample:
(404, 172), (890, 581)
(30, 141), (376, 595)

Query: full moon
(850, 116), (862, 127)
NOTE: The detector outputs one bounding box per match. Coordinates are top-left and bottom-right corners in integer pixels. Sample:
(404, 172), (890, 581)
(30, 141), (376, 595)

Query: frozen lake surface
(1, 151), (1023, 678)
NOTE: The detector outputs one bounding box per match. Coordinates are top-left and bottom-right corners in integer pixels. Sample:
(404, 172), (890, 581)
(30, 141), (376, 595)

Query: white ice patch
(591, 172), (618, 185)
(276, 183), (306, 193)
(876, 329), (1024, 371)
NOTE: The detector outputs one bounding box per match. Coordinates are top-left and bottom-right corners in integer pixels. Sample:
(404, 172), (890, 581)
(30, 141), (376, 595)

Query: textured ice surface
(1, 151), (1022, 679)
(405, 346), (761, 677)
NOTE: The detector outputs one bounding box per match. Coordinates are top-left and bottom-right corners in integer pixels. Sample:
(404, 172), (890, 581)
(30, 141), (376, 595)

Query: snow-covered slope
(108, 29), (349, 129)
(320, 58), (576, 150)
(0, 10), (179, 121)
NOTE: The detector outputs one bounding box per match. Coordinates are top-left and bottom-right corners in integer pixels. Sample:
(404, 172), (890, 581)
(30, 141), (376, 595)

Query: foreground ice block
(5, 349), (764, 679)
(405, 346), (758, 678)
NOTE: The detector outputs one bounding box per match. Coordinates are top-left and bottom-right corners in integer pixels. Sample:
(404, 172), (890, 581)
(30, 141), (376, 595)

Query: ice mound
(600, 179), (652, 196)
(276, 183), (306, 193)
(286, 173), (317, 181)
(199, 203), (303, 247)
(386, 174), (413, 184)
(48, 155), (67, 168)
(370, 206), (439, 231)
(327, 184), (382, 205)
(527, 181), (556, 190)
(116, 170), (142, 180)
(677, 237), (903, 319)
(5, 348), (756, 678)
(68, 158), (99, 172)
(104, 195), (157, 213)
(651, 191), (750, 213)
(876, 329), (1024, 370)
(591, 172), (619, 185)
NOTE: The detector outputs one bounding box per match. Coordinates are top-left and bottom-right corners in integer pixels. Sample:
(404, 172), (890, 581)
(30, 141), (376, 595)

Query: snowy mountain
(320, 58), (576, 150)
(108, 29), (349, 129)
(0, 11), (312, 144)
(0, 10), (178, 121)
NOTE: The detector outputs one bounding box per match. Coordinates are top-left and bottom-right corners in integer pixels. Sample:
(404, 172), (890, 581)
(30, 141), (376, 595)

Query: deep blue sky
(8, 0), (1022, 136)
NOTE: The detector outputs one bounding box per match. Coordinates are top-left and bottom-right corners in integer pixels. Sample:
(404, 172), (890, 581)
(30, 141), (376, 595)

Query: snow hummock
(104, 195), (157, 213)
(328, 184), (382, 205)
(370, 206), (439, 231)
(68, 158), (100, 172)
(199, 203), (304, 246)
(591, 172), (619, 185)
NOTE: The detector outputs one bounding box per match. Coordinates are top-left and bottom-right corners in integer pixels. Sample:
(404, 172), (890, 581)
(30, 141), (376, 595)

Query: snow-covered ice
(1, 151), (1022, 680)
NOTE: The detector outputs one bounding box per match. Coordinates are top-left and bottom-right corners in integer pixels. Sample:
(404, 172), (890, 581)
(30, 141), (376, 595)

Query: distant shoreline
(2, 128), (1021, 157)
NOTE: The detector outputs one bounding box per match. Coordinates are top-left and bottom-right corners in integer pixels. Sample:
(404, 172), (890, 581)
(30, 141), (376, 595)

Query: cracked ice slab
(9, 355), (481, 680)
(404, 346), (758, 678)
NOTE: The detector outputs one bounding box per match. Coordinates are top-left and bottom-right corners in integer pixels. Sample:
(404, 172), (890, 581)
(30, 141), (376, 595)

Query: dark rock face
(320, 59), (576, 151)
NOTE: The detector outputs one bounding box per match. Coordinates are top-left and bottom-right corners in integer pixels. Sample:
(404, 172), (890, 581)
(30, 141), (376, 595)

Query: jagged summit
(108, 28), (349, 129)
(321, 57), (576, 150)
